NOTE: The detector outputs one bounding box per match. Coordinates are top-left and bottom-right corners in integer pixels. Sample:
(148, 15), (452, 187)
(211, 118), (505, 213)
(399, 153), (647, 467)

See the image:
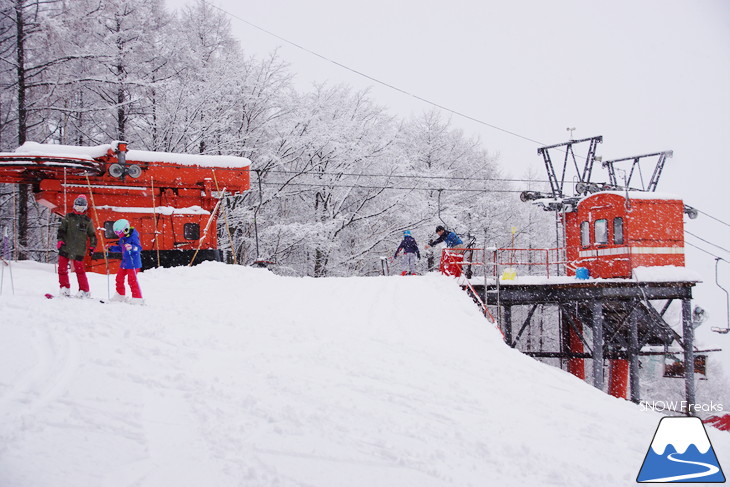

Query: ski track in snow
(0, 319), (80, 454)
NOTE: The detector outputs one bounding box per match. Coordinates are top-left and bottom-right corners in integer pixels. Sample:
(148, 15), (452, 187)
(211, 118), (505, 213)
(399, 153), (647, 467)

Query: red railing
(440, 247), (568, 279)
(493, 247), (567, 278)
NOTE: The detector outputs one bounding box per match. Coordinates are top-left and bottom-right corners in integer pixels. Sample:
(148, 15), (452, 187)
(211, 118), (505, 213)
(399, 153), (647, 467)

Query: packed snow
(0, 261), (728, 487)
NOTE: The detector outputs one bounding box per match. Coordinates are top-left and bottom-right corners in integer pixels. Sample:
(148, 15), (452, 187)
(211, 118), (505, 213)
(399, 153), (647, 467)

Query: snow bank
(0, 262), (727, 486)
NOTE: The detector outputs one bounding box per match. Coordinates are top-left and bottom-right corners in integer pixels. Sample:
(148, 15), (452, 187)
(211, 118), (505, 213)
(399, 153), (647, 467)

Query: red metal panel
(565, 192), (685, 278)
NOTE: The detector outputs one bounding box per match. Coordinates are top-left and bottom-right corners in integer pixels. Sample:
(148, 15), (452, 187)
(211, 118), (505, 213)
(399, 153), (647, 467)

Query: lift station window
(580, 221), (590, 247)
(184, 223), (200, 240)
(594, 219), (608, 245)
(613, 217), (624, 245)
(104, 221), (116, 240)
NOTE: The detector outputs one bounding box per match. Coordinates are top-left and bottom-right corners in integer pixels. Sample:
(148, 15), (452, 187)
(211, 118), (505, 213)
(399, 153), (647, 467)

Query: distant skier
(56, 195), (97, 298)
(108, 219), (144, 304)
(394, 230), (421, 276)
(425, 225), (465, 277)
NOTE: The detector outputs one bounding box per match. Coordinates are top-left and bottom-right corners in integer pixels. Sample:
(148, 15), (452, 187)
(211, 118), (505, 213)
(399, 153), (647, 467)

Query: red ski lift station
(439, 136), (720, 412)
(0, 141), (250, 272)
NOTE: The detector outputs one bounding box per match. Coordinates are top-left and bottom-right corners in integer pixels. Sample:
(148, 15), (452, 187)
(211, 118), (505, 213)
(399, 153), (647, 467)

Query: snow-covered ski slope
(0, 261), (727, 486)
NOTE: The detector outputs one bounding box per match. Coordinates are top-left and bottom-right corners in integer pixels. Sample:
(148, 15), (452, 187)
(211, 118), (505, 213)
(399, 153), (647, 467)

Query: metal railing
(442, 247), (568, 280)
(492, 247), (567, 278)
(440, 247), (569, 326)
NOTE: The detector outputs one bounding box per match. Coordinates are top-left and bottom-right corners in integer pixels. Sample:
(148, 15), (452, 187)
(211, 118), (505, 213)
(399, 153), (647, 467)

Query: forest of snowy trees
(0, 0), (553, 277)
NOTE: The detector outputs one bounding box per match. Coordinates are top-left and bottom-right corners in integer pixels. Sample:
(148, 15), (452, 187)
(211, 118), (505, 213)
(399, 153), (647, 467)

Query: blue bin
(576, 267), (590, 280)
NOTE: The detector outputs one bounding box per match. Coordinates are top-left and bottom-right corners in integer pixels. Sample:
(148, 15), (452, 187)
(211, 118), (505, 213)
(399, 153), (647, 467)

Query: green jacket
(57, 212), (97, 261)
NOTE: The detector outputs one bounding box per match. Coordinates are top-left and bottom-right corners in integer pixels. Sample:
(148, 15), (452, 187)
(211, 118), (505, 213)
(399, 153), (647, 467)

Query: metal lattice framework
(602, 151), (673, 192)
(537, 136), (603, 199)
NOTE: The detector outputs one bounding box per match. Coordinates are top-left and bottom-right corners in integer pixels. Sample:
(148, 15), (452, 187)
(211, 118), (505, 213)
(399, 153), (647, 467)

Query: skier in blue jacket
(426, 225), (464, 249)
(394, 230), (420, 275)
(425, 225), (466, 276)
(108, 219), (144, 304)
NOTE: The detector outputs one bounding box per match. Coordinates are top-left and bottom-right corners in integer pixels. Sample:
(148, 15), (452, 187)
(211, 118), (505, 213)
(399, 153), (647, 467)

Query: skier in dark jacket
(108, 218), (144, 304)
(394, 230), (421, 275)
(56, 195), (97, 297)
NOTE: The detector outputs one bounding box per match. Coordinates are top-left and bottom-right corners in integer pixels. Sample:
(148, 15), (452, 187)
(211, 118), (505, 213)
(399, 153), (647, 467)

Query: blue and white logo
(637, 416), (726, 483)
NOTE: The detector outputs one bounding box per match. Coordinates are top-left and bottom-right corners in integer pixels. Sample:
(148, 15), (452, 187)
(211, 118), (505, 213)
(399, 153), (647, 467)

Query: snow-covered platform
(464, 267), (703, 405)
(473, 277), (697, 306)
(467, 265), (701, 306)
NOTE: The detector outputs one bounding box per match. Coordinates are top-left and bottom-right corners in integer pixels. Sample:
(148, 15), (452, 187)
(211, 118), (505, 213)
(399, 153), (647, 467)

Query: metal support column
(592, 300), (604, 390)
(629, 305), (640, 403)
(503, 305), (513, 346)
(682, 298), (696, 414)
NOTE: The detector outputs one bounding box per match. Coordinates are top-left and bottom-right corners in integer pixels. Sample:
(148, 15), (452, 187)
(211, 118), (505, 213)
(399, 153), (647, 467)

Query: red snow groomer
(0, 141), (250, 273)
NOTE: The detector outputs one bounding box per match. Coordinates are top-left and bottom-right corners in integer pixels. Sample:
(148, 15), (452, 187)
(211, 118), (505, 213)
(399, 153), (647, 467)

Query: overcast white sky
(168, 0), (730, 340)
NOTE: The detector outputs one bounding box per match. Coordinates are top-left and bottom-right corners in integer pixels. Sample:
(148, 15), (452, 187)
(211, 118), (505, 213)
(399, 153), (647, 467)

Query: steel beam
(682, 298), (696, 414)
(592, 300), (604, 390)
(503, 305), (513, 346)
(629, 304), (641, 403)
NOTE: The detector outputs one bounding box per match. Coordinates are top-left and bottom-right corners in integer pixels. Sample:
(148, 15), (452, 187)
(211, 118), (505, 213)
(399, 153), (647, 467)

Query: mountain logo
(637, 416), (726, 483)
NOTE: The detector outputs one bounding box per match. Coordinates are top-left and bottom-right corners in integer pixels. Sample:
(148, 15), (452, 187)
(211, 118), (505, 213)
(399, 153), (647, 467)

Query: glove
(56, 241), (64, 250)
(88, 247), (95, 256)
(124, 243), (133, 251)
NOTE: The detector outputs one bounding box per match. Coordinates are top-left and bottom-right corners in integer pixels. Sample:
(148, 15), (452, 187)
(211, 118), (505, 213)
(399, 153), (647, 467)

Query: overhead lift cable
(199, 0), (546, 148)
(256, 180), (522, 193)
(696, 208), (730, 229)
(84, 160), (551, 186)
(685, 241), (728, 263)
(685, 230), (730, 257)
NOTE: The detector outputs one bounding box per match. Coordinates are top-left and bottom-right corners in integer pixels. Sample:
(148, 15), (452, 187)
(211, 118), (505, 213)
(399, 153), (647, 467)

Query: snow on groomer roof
(11, 141), (108, 161)
(126, 149), (251, 168)
(12, 142), (251, 168)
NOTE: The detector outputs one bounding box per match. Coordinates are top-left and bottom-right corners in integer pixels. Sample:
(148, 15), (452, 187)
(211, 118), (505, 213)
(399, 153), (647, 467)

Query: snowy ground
(0, 261), (728, 486)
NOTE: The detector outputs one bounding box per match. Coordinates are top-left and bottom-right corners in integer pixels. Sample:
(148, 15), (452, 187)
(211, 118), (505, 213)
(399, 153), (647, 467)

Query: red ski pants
(439, 249), (465, 277)
(58, 255), (90, 292)
(116, 268), (142, 298)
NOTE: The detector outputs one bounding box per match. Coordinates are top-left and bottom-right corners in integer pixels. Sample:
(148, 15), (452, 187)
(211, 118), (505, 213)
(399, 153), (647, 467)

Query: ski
(44, 293), (106, 303)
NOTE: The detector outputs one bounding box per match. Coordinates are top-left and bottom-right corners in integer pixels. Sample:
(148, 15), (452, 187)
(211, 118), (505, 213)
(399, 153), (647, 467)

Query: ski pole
(85, 175), (111, 299)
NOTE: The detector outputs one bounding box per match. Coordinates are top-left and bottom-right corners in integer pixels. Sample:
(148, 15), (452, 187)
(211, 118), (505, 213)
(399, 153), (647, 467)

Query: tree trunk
(115, 15), (125, 140)
(15, 0), (28, 259)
